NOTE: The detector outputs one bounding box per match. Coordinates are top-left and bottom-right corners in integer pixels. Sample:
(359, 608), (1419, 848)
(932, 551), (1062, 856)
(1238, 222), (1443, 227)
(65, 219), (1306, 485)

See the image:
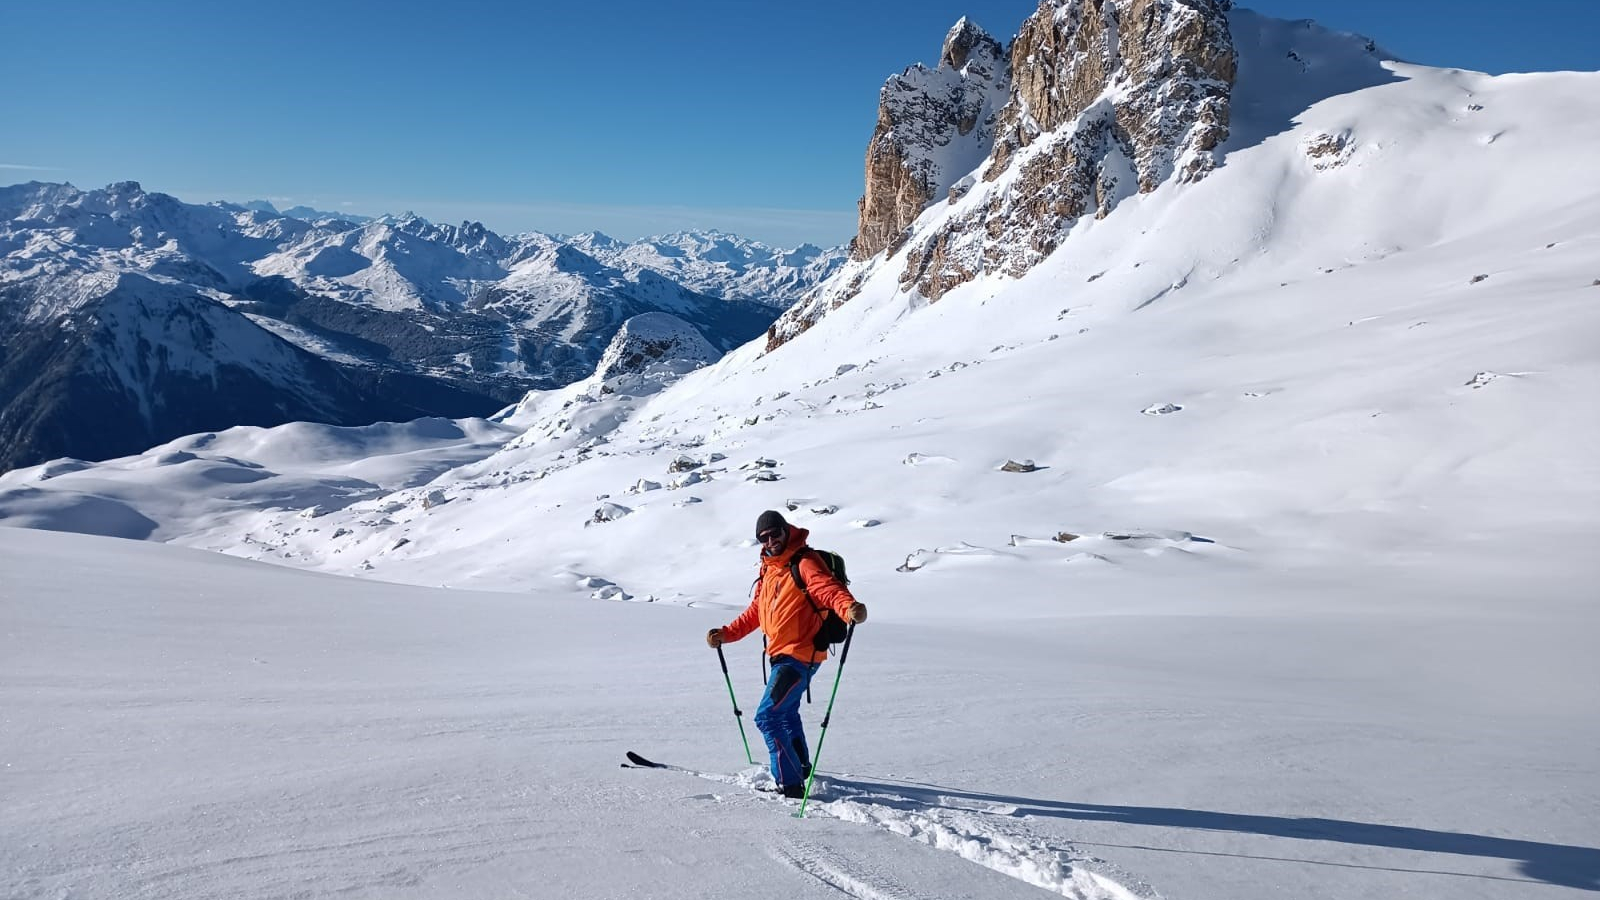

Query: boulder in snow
(667, 455), (703, 473)
(587, 503), (633, 526)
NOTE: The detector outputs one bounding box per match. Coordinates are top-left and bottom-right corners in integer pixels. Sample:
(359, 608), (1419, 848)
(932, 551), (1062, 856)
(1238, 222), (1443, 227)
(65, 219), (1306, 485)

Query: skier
(706, 510), (867, 797)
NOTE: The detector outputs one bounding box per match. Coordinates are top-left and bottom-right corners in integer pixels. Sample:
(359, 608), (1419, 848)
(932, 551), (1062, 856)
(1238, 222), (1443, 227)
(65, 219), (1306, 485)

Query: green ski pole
(716, 644), (758, 765)
(796, 622), (855, 818)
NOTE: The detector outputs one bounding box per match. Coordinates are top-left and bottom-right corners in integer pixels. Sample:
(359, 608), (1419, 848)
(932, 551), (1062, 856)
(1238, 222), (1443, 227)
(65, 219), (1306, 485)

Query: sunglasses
(758, 528), (786, 544)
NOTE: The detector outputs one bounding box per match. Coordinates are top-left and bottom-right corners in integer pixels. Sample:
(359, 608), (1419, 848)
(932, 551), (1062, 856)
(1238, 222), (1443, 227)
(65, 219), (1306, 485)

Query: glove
(847, 602), (868, 624)
(706, 628), (724, 648)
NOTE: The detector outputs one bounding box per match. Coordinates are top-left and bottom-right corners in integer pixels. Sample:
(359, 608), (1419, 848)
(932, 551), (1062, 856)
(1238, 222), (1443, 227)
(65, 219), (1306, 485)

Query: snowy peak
(0, 181), (284, 307)
(593, 311), (719, 382)
(572, 230), (846, 308)
(851, 18), (1011, 262)
(0, 184), (816, 470)
(890, 0), (1236, 294)
(377, 214), (512, 260)
(241, 199), (372, 224)
(772, 0), (1241, 347)
(939, 17), (1003, 72)
(0, 181), (92, 222)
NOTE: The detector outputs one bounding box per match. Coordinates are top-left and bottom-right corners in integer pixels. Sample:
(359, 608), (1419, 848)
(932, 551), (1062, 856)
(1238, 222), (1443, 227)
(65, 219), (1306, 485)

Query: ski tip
(625, 751), (663, 768)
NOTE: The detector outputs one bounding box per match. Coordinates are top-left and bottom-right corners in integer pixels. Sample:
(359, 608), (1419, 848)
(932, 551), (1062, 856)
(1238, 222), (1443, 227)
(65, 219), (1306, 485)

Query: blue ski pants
(754, 654), (819, 788)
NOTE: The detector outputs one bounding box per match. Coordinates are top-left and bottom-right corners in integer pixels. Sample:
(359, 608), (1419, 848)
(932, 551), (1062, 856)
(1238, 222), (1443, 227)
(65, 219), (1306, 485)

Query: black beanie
(755, 509), (789, 538)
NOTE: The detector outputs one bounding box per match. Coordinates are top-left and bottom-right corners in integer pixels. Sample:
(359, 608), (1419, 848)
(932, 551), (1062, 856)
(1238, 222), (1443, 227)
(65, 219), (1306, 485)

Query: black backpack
(789, 548), (851, 651)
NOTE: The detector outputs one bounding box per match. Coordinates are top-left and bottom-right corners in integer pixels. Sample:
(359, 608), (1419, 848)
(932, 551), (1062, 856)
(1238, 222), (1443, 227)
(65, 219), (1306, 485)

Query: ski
(621, 751), (716, 777)
(622, 751), (832, 813)
(621, 751), (673, 769)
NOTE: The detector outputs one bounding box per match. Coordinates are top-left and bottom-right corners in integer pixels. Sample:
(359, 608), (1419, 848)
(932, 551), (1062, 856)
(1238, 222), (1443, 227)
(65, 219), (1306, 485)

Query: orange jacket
(720, 527), (856, 662)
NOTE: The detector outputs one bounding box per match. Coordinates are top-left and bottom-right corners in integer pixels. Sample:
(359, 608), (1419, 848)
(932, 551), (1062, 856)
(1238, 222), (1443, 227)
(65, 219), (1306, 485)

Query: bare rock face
(768, 19), (1009, 352)
(770, 0), (1236, 352)
(904, 0), (1236, 301)
(851, 18), (1011, 262)
(992, 0), (1235, 188)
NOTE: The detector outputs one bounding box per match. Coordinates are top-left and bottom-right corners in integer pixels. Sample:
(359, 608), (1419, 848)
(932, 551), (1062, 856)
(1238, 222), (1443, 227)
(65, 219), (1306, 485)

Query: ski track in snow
(774, 840), (926, 900)
(669, 765), (1153, 899)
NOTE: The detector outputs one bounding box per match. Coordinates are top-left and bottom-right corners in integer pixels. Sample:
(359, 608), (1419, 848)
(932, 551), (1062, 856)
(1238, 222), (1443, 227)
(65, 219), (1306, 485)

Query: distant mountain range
(239, 199), (374, 224)
(0, 181), (845, 470)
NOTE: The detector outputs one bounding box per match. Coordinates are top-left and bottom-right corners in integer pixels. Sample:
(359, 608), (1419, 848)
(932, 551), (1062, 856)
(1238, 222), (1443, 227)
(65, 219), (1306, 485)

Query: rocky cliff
(768, 0), (1236, 350)
(851, 18), (1011, 263)
(946, 0), (1235, 289)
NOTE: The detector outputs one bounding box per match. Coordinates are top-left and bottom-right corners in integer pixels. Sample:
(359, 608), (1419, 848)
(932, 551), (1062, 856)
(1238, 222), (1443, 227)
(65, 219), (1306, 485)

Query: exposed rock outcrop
(769, 0), (1238, 352)
(851, 18), (1011, 262)
(906, 0), (1236, 302)
(593, 312), (719, 382)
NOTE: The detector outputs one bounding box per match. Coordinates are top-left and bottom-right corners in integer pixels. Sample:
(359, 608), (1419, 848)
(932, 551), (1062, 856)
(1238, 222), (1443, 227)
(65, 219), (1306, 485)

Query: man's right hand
(706, 628), (724, 648)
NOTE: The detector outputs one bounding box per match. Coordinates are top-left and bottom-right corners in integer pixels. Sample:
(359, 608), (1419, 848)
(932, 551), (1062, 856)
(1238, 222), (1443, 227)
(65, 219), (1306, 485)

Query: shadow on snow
(835, 774), (1599, 891)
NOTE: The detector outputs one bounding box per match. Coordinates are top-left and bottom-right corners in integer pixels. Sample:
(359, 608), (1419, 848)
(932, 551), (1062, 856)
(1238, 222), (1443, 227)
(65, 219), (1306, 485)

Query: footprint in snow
(770, 782), (1148, 900)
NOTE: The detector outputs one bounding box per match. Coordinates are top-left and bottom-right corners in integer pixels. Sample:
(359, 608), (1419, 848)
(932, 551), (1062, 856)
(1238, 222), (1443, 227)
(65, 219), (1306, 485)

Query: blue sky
(2, 0), (1595, 247)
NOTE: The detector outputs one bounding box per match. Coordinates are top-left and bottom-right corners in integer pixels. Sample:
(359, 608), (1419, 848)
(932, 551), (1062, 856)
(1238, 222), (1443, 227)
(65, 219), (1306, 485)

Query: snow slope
(3, 493), (1595, 899)
(2, 10), (1598, 900)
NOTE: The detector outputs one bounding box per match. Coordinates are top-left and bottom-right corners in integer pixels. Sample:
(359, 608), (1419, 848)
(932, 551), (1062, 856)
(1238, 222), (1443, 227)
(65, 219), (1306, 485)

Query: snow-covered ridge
(571, 230), (846, 309)
(0, 181), (843, 470)
(240, 198), (373, 225)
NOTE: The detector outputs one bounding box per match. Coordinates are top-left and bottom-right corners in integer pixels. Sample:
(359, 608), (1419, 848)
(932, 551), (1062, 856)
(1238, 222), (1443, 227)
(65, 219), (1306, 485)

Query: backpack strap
(787, 550), (827, 617)
(787, 549), (829, 680)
